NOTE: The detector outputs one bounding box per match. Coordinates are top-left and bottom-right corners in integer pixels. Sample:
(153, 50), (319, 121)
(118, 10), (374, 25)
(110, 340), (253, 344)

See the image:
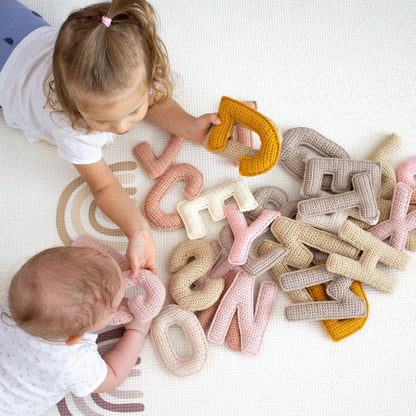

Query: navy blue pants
(0, 0), (49, 71)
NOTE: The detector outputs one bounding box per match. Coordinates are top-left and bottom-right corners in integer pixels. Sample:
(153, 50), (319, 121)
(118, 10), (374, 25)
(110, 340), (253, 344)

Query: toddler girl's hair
(7, 246), (121, 340)
(45, 0), (173, 130)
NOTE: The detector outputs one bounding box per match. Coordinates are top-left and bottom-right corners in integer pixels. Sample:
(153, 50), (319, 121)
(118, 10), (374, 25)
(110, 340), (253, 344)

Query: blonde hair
(7, 246), (121, 340)
(44, 0), (173, 131)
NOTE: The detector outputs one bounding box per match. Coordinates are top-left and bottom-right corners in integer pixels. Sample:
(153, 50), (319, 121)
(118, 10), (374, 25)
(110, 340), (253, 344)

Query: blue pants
(0, 0), (49, 71)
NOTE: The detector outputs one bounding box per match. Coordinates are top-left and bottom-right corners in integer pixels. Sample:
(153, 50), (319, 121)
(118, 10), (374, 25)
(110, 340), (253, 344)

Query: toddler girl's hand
(189, 113), (221, 144)
(127, 225), (157, 279)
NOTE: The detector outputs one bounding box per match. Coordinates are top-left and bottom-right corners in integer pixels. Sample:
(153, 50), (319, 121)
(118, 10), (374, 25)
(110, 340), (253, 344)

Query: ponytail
(45, 0), (173, 131)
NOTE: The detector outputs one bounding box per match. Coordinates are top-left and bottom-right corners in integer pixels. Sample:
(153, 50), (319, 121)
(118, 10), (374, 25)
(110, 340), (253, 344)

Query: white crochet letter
(177, 178), (258, 239)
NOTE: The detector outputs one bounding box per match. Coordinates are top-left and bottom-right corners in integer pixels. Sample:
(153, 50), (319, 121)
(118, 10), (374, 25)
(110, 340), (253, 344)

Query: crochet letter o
(151, 304), (208, 377)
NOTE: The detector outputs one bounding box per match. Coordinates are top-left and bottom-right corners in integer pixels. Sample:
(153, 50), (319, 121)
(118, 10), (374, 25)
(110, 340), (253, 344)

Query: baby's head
(46, 0), (172, 133)
(8, 246), (124, 343)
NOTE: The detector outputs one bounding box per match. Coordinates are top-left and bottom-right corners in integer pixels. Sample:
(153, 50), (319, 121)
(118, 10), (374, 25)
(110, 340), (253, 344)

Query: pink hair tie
(102, 16), (112, 27)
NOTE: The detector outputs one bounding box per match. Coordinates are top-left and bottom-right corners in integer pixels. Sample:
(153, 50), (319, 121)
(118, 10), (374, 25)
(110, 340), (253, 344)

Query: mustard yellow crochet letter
(207, 96), (281, 176)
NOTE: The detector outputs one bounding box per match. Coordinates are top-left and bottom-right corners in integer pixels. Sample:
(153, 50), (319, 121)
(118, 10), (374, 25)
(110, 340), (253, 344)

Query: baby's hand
(126, 225), (157, 279)
(189, 113), (221, 144)
(124, 314), (152, 337)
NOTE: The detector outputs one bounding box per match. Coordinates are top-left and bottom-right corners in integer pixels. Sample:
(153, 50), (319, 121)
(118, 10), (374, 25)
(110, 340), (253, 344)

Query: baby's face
(76, 69), (149, 135)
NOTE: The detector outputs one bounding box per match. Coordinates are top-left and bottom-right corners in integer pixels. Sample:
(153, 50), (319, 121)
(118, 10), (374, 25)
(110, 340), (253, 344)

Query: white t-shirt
(0, 26), (114, 165)
(0, 303), (108, 416)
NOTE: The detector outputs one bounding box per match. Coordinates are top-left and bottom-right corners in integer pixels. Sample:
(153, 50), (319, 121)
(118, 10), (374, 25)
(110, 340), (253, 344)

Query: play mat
(1, 1), (416, 415)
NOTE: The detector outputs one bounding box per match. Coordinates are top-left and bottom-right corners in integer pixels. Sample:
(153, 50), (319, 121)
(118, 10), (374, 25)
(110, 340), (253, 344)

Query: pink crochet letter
(397, 159), (416, 203)
(225, 203), (280, 265)
(369, 182), (416, 250)
(207, 270), (277, 355)
(124, 269), (166, 323)
(144, 163), (203, 229)
(133, 135), (184, 178)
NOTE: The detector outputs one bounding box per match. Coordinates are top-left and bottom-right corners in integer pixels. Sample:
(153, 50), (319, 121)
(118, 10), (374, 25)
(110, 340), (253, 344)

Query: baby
(0, 245), (150, 415)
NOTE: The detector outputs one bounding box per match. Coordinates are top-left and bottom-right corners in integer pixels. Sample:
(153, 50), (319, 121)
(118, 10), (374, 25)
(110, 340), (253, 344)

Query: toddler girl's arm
(145, 97), (221, 144)
(74, 159), (157, 278)
(93, 317), (151, 393)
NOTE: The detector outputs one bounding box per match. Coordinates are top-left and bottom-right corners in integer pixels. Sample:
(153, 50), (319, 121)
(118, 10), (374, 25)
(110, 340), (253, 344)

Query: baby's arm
(145, 97), (220, 143)
(93, 316), (151, 393)
(74, 159), (157, 277)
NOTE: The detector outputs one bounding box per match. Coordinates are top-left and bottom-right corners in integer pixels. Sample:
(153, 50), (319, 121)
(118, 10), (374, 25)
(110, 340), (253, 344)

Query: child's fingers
(210, 113), (221, 125)
(127, 254), (140, 279)
(129, 266), (139, 280)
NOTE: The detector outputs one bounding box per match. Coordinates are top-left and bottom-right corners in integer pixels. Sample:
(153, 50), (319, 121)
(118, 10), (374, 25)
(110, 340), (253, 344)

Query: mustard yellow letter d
(207, 96), (281, 176)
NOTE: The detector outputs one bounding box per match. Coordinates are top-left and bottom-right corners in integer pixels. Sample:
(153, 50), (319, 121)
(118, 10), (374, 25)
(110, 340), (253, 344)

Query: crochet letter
(169, 240), (224, 311)
(327, 221), (410, 293)
(207, 271), (277, 355)
(177, 178), (258, 239)
(206, 96), (281, 176)
(143, 163), (203, 229)
(133, 134), (184, 178)
(224, 203), (280, 265)
(151, 305), (208, 377)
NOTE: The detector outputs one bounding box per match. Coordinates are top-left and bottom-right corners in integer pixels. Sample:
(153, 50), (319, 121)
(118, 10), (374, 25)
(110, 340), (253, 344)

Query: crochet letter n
(207, 270), (277, 355)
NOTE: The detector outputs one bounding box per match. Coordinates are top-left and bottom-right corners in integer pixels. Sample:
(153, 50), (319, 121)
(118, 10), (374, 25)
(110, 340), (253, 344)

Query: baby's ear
(65, 334), (84, 345)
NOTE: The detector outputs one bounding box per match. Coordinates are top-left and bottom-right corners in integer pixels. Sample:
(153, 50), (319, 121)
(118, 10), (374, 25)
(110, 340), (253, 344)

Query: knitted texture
(197, 270), (242, 352)
(397, 158), (416, 203)
(203, 132), (258, 165)
(367, 133), (401, 200)
(204, 100), (257, 167)
(224, 203), (280, 265)
(350, 199), (416, 251)
(301, 158), (382, 198)
(280, 127), (350, 188)
(258, 216), (359, 278)
(150, 304), (208, 377)
(168, 239), (224, 311)
(369, 182), (416, 250)
(307, 279), (369, 342)
(207, 270), (277, 355)
(256, 240), (310, 303)
(72, 236), (165, 324)
(230, 101), (257, 143)
(280, 265), (367, 321)
(143, 163), (203, 229)
(191, 240), (223, 291)
(177, 178), (258, 239)
(245, 186), (299, 221)
(206, 96), (281, 176)
(297, 205), (351, 234)
(311, 247), (330, 264)
(133, 134), (184, 179)
(298, 173), (380, 225)
(219, 225), (288, 276)
(327, 221), (410, 293)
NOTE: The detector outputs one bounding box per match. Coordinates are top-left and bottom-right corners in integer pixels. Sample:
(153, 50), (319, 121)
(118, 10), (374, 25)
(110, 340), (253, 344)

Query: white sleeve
(51, 123), (114, 165)
(62, 344), (108, 397)
(53, 132), (104, 165)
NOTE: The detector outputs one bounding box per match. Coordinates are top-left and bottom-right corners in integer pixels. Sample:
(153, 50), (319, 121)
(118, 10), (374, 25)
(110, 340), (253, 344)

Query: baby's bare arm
(93, 318), (151, 393)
